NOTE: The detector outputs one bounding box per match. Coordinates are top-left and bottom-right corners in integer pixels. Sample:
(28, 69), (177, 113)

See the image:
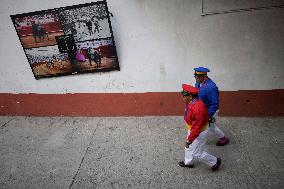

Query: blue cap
(194, 67), (210, 75)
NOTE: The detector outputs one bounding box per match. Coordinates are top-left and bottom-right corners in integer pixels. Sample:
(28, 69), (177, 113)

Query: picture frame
(11, 0), (120, 79)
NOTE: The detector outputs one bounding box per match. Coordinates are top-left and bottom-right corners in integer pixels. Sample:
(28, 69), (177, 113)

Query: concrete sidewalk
(0, 116), (283, 189)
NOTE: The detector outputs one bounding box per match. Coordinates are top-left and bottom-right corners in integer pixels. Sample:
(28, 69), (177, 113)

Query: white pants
(184, 129), (217, 167)
(209, 110), (225, 139)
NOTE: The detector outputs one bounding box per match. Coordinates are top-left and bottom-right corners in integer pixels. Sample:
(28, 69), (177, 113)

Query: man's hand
(209, 116), (215, 123)
(185, 140), (191, 148)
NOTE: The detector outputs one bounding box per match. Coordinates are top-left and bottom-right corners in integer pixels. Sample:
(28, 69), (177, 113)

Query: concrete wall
(1, 0), (283, 94)
(0, 0), (283, 116)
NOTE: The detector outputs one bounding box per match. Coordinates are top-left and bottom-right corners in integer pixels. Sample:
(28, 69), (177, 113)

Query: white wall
(0, 0), (283, 93)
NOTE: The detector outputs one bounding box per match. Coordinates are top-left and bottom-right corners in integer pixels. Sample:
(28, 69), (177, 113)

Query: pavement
(0, 116), (283, 189)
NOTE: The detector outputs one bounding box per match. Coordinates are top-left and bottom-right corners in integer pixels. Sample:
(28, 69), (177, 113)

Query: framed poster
(11, 0), (119, 79)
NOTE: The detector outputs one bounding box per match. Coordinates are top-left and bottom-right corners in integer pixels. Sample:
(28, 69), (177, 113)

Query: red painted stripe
(219, 90), (284, 116)
(0, 90), (283, 116)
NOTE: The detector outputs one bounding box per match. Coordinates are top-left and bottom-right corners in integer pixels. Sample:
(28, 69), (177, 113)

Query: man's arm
(208, 88), (219, 117)
(186, 110), (203, 143)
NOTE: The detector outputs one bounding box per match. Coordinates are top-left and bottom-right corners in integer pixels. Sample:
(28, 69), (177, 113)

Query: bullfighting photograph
(10, 0), (119, 79)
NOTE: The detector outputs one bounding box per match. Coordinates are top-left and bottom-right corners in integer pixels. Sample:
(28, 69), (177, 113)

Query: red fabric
(182, 84), (199, 94)
(185, 99), (209, 142)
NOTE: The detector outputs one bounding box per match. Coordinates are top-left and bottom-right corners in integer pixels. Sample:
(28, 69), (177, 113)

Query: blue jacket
(195, 78), (219, 117)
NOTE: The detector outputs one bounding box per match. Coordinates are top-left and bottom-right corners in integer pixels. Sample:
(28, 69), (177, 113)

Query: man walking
(86, 20), (93, 35)
(178, 84), (221, 171)
(194, 67), (229, 146)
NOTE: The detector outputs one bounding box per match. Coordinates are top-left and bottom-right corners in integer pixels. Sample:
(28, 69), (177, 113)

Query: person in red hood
(179, 84), (221, 171)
